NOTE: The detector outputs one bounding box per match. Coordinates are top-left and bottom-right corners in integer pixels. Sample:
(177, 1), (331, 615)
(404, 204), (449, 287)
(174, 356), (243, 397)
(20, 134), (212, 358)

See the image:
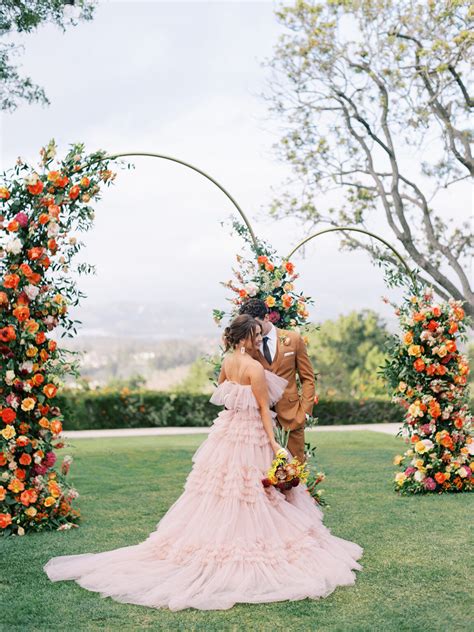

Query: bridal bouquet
(262, 448), (309, 491)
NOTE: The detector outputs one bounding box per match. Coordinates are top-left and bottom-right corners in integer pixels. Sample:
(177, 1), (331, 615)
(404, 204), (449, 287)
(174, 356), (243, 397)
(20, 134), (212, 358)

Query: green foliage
(56, 388), (414, 430)
(174, 358), (215, 393)
(307, 310), (390, 398)
(0, 1), (95, 111)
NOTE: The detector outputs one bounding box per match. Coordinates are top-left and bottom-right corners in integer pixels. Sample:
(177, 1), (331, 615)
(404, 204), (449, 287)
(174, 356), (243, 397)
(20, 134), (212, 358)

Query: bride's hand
(271, 441), (288, 457)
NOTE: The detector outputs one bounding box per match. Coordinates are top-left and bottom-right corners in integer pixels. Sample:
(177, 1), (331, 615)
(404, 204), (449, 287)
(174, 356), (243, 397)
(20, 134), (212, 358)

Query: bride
(44, 314), (363, 611)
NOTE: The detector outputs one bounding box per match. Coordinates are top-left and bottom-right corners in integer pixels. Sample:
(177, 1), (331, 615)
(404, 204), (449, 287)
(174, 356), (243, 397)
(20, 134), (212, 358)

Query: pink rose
(268, 310), (281, 324)
(43, 451), (57, 467)
(423, 477), (436, 491)
(14, 212), (28, 227)
(405, 467), (416, 476)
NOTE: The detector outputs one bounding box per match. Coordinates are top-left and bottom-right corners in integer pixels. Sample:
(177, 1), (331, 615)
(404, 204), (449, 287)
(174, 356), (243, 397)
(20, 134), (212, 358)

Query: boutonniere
(279, 334), (291, 346)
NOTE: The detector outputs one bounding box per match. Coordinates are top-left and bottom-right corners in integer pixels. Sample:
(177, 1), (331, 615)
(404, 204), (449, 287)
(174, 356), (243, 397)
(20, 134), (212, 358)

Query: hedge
(54, 389), (448, 431)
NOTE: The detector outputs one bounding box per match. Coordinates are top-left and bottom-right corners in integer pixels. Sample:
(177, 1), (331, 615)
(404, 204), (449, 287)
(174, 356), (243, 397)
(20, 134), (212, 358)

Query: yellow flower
(437, 345), (447, 357)
(393, 455), (403, 465)
(265, 296), (276, 308)
(415, 441), (427, 454)
(395, 472), (407, 484)
(398, 381), (407, 392)
(43, 496), (56, 507)
(21, 397), (35, 412)
(283, 282), (294, 292)
(403, 331), (413, 345)
(408, 344), (422, 357)
(26, 346), (38, 358)
(1, 425), (16, 440)
(25, 507), (37, 518)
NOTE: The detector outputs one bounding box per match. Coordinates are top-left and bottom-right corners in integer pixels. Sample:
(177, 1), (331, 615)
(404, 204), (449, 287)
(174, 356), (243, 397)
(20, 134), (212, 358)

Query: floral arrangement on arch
(213, 221), (313, 333)
(0, 140), (120, 535)
(382, 288), (473, 495)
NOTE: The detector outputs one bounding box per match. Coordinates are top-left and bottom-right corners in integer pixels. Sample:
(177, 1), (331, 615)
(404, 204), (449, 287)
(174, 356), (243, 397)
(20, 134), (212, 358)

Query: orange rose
(50, 419), (63, 435)
(285, 261), (295, 274)
(7, 219), (19, 232)
(0, 291), (8, 306)
(432, 306), (441, 317)
(445, 340), (456, 353)
(38, 417), (50, 429)
(0, 187), (11, 200)
(27, 247), (44, 261)
(15, 468), (26, 481)
(13, 305), (30, 322)
(20, 489), (38, 506)
(0, 486), (6, 501)
(16, 435), (30, 447)
(434, 472), (447, 484)
(19, 263), (33, 277)
(27, 180), (44, 195)
(239, 289), (247, 298)
(49, 204), (61, 218)
(8, 478), (25, 493)
(0, 513), (12, 529)
(80, 176), (90, 187)
(281, 294), (293, 309)
(25, 319), (39, 334)
(35, 332), (46, 345)
(43, 496), (56, 507)
(425, 364), (437, 376)
(40, 255), (50, 269)
(1, 408), (16, 423)
(3, 273), (20, 289)
(257, 255), (268, 265)
(32, 373), (44, 386)
(0, 325), (16, 342)
(413, 312), (425, 322)
(48, 340), (57, 352)
(19, 453), (32, 466)
(454, 306), (464, 320)
(403, 331), (414, 345)
(435, 365), (447, 376)
(40, 349), (49, 362)
(0, 453), (6, 466)
(43, 383), (57, 399)
(264, 262), (275, 272)
(69, 185), (80, 200)
(413, 358), (425, 372)
(38, 213), (50, 225)
(47, 238), (57, 253)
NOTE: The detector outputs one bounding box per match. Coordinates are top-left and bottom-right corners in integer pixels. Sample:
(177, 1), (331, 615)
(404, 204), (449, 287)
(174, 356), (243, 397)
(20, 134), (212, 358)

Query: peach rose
(43, 496), (56, 507)
(43, 383), (57, 399)
(50, 419), (63, 435)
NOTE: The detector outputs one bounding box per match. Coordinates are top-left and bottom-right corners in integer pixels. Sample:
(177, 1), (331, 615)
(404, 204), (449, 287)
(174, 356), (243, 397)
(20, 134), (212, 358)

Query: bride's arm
(248, 364), (281, 455)
(217, 359), (227, 384)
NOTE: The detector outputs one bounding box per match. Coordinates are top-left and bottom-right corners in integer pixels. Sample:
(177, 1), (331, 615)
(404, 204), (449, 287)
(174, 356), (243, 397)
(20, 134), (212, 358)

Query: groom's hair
(239, 298), (268, 319)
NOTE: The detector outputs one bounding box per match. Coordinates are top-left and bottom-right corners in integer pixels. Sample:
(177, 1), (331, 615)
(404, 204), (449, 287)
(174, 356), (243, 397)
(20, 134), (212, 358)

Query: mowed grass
(1, 431), (472, 632)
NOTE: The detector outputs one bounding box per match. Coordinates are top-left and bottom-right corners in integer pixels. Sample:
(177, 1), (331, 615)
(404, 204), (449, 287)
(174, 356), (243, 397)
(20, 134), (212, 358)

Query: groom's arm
(294, 335), (316, 426)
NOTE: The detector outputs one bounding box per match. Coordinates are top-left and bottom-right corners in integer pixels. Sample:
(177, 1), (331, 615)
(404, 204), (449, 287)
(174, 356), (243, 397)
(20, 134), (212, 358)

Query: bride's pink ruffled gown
(44, 371), (363, 611)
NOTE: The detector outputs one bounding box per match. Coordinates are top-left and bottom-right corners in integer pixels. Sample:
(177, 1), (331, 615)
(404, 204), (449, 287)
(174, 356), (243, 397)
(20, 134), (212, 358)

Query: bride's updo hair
(223, 314), (260, 352)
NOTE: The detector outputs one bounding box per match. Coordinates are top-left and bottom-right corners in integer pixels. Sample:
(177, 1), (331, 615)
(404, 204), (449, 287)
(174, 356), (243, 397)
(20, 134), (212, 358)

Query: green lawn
(1, 432), (472, 632)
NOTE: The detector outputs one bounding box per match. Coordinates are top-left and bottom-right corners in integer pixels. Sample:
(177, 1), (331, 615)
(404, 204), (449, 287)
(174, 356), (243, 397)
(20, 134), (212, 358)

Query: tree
(265, 0), (473, 316)
(306, 310), (389, 398)
(0, 1), (95, 111)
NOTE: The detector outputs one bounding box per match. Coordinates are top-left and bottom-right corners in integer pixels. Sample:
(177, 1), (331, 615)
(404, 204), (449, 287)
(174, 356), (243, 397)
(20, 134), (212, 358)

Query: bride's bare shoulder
(246, 358), (265, 380)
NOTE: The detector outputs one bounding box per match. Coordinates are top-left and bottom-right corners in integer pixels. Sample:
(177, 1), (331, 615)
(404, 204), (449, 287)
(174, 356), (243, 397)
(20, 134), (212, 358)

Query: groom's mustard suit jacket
(252, 327), (316, 432)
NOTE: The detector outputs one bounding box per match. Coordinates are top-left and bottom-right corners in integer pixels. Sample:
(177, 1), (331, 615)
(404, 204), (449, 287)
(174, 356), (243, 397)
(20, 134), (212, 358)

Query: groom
(239, 299), (316, 463)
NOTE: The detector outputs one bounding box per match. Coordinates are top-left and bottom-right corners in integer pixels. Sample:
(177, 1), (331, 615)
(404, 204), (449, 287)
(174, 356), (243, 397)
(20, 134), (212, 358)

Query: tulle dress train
(44, 370), (363, 611)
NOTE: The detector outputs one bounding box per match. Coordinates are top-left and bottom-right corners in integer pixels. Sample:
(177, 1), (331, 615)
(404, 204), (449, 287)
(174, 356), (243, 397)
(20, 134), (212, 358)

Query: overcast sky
(0, 1), (470, 336)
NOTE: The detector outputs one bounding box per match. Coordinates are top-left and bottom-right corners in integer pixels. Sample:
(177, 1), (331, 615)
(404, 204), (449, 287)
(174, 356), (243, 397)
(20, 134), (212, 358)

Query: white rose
(17, 526), (25, 536)
(244, 283), (259, 297)
(20, 361), (33, 373)
(467, 443), (474, 456)
(5, 238), (22, 255)
(24, 173), (39, 186)
(24, 284), (39, 300)
(422, 439), (434, 451)
(414, 470), (426, 482)
(5, 370), (15, 385)
(1, 471), (9, 481)
(47, 222), (59, 237)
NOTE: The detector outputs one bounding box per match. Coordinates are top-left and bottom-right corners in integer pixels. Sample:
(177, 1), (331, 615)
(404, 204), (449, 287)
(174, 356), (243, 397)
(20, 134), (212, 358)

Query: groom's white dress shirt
(259, 322), (277, 362)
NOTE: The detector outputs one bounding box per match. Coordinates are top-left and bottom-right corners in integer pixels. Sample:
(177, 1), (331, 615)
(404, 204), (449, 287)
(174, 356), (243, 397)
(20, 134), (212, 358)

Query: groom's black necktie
(262, 336), (272, 365)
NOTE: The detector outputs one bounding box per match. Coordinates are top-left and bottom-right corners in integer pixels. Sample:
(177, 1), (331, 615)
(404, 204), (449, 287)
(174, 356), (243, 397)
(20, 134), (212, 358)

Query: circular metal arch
(287, 226), (417, 286)
(80, 152), (258, 248)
